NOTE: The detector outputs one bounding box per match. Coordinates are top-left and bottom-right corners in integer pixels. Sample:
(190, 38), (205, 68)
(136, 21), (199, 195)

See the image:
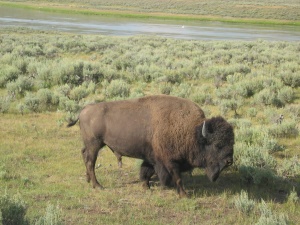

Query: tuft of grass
(234, 190), (256, 215)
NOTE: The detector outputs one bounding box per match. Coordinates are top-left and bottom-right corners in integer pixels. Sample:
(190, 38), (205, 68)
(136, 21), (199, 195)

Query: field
(0, 0), (300, 25)
(0, 27), (299, 224)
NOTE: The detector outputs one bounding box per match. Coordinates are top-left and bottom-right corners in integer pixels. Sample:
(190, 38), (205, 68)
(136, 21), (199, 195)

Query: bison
(68, 95), (234, 197)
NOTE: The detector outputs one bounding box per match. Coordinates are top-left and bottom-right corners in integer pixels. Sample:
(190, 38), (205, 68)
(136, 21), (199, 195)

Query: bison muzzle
(68, 95), (234, 197)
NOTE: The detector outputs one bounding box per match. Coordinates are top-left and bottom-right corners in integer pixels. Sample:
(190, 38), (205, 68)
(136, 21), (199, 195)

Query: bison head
(197, 116), (234, 182)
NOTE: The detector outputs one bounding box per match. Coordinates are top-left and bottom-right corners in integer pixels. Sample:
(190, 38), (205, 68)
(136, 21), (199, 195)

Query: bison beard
(68, 95), (234, 197)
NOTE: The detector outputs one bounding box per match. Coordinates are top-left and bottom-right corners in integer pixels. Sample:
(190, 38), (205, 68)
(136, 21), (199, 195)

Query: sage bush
(234, 191), (256, 215)
(0, 192), (28, 225)
(0, 65), (20, 88)
(34, 204), (64, 225)
(256, 200), (289, 225)
(102, 79), (130, 99)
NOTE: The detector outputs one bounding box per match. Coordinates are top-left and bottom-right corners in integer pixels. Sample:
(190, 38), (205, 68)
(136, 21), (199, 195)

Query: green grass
(1, 113), (299, 224)
(0, 0), (300, 26)
(0, 114), (299, 224)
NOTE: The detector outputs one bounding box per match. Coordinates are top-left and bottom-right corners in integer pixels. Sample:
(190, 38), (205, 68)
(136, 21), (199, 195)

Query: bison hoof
(179, 191), (188, 198)
(86, 175), (91, 183)
(93, 184), (104, 189)
(142, 182), (150, 190)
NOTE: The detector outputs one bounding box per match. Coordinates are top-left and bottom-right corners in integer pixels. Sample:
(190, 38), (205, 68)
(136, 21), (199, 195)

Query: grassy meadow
(0, 26), (300, 224)
(0, 0), (300, 25)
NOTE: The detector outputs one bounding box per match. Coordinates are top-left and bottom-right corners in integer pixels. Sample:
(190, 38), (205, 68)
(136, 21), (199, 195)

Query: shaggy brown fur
(68, 95), (234, 197)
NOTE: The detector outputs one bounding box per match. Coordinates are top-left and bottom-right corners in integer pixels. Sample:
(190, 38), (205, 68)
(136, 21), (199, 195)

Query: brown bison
(68, 95), (234, 197)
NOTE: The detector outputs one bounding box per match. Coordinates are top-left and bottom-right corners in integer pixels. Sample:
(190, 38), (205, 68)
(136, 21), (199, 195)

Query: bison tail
(67, 118), (79, 127)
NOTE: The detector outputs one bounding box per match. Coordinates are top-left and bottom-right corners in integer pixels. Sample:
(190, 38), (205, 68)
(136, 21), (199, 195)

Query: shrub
(0, 97), (10, 113)
(0, 165), (8, 180)
(216, 83), (245, 115)
(284, 104), (300, 120)
(53, 61), (84, 86)
(235, 78), (265, 98)
(13, 57), (28, 74)
(0, 191), (28, 225)
(6, 76), (34, 98)
(129, 83), (145, 99)
(86, 81), (96, 94)
(235, 141), (277, 168)
(103, 79), (130, 99)
(160, 70), (182, 84)
(36, 89), (53, 105)
(83, 62), (104, 83)
(55, 84), (71, 98)
(205, 64), (251, 81)
(256, 200), (289, 225)
(234, 125), (278, 185)
(287, 188), (299, 204)
(277, 156), (300, 179)
(239, 165), (276, 185)
(278, 62), (300, 88)
(228, 118), (252, 129)
(219, 98), (242, 116)
(0, 53), (14, 65)
(278, 71), (300, 88)
(267, 120), (299, 138)
(254, 88), (277, 106)
(158, 82), (173, 95)
(36, 65), (54, 88)
(234, 191), (256, 215)
(69, 85), (89, 101)
(34, 203), (64, 225)
(171, 83), (191, 98)
(277, 86), (294, 104)
(190, 91), (213, 105)
(247, 107), (258, 118)
(36, 88), (58, 111)
(0, 65), (20, 88)
(135, 64), (152, 82)
(236, 124), (281, 152)
(102, 67), (120, 82)
(58, 97), (81, 113)
(24, 93), (40, 113)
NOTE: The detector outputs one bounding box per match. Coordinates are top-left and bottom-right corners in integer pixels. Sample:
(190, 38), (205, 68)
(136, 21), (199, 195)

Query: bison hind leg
(113, 152), (122, 168)
(81, 147), (91, 183)
(83, 140), (104, 189)
(140, 161), (155, 189)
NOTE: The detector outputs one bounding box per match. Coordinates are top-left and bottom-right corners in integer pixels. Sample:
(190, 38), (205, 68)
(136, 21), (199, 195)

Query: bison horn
(202, 121), (207, 138)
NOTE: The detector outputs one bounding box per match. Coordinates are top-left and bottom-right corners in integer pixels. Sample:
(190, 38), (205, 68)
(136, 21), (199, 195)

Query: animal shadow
(182, 170), (300, 203)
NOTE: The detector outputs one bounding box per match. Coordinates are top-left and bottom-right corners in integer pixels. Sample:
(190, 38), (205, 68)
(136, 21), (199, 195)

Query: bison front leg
(164, 162), (187, 198)
(140, 161), (155, 189)
(154, 161), (173, 187)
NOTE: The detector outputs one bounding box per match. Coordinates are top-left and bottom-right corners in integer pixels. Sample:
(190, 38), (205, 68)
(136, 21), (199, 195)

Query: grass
(0, 113), (299, 224)
(0, 1), (300, 26)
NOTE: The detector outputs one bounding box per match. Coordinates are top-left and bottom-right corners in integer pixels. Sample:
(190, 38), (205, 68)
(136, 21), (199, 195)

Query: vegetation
(0, 0), (300, 25)
(0, 27), (299, 224)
